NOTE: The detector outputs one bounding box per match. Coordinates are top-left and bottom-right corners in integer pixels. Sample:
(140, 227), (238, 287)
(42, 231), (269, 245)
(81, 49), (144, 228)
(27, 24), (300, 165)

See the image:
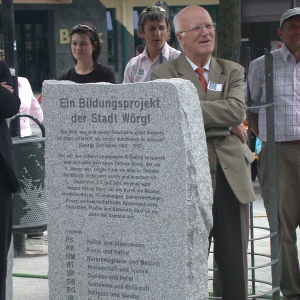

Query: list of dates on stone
(65, 230), (160, 300)
(58, 129), (166, 220)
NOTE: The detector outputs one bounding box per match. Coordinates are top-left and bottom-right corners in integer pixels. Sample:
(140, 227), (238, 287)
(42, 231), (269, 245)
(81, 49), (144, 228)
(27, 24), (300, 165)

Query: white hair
(173, 11), (185, 51)
(174, 13), (186, 37)
(173, 14), (181, 33)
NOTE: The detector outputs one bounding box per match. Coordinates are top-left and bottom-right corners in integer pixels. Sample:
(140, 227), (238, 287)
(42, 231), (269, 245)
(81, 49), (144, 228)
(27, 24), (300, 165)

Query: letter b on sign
(60, 29), (70, 44)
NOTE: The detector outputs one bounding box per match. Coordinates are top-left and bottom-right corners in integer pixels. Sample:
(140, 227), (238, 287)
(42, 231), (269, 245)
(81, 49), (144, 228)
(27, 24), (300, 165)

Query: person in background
(0, 53), (43, 137)
(255, 137), (262, 156)
(34, 23), (116, 103)
(18, 77), (43, 138)
(246, 7), (300, 300)
(136, 45), (145, 56)
(151, 5), (255, 299)
(271, 41), (283, 52)
(1, 54), (43, 240)
(58, 22), (116, 84)
(0, 60), (20, 300)
(123, 6), (181, 83)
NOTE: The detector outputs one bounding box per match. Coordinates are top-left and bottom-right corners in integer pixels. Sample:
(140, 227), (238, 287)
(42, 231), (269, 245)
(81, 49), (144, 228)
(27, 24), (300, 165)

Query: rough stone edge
(152, 79), (213, 300)
(6, 238), (13, 300)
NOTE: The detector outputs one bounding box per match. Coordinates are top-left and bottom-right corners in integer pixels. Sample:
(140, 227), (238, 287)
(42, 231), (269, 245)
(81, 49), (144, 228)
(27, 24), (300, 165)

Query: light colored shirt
(123, 42), (181, 83)
(246, 43), (300, 142)
(185, 55), (211, 83)
(18, 77), (43, 137)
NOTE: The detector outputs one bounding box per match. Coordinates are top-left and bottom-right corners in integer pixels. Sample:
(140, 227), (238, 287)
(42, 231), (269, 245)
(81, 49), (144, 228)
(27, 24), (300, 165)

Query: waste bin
(9, 113), (46, 234)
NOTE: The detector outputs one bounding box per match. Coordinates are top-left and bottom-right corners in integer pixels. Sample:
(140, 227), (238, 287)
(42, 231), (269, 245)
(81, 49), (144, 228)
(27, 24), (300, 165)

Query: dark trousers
(0, 158), (13, 300)
(210, 165), (249, 300)
(258, 143), (300, 299)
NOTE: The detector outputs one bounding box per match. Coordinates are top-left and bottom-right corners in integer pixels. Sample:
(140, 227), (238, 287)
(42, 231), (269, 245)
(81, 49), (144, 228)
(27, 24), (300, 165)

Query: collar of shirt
(185, 55), (211, 82)
(280, 43), (297, 64)
(141, 42), (171, 63)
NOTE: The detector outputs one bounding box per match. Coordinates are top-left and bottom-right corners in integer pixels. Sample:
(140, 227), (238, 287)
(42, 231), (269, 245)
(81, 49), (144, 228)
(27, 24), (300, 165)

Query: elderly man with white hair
(151, 5), (255, 299)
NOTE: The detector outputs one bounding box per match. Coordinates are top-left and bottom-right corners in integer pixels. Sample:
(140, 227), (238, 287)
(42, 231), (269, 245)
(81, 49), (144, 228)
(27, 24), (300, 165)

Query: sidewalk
(208, 181), (300, 298)
(12, 123), (47, 299)
(12, 234), (48, 300)
(12, 181), (300, 299)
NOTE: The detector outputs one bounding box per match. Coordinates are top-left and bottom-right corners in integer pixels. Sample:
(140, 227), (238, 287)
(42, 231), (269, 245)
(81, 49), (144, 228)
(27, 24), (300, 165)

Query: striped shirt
(245, 43), (300, 142)
(123, 42), (181, 83)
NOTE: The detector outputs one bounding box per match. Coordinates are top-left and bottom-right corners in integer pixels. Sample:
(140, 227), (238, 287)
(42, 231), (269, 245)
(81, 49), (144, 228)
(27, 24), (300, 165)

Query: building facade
(1, 0), (295, 88)
(0, 0), (218, 88)
(240, 0), (300, 66)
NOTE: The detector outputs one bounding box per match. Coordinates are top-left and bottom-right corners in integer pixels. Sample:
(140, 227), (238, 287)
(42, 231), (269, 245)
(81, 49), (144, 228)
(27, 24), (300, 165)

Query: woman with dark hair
(59, 22), (116, 84)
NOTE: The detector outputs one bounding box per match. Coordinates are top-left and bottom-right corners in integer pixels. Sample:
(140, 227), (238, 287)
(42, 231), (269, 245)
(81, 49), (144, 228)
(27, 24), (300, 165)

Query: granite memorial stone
(6, 240), (13, 300)
(43, 79), (213, 300)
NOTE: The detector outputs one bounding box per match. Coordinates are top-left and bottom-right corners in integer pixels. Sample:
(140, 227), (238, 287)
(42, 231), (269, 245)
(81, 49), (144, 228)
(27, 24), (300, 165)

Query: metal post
(2, 0), (19, 137)
(264, 48), (280, 300)
(233, 50), (238, 63)
(246, 47), (256, 296)
(153, 1), (169, 17)
(13, 233), (26, 256)
(291, 0), (296, 8)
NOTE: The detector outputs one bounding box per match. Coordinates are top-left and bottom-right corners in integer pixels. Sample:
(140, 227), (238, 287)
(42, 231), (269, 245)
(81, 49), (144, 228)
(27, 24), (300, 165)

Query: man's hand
(1, 82), (14, 93)
(231, 123), (248, 143)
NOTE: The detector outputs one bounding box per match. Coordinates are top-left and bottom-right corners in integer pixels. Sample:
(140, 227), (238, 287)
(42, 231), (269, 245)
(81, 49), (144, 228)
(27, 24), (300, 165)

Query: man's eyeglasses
(72, 24), (94, 33)
(142, 6), (166, 14)
(180, 23), (217, 34)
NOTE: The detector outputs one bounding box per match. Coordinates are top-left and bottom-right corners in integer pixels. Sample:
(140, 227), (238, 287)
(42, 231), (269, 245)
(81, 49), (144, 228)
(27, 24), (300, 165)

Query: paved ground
(12, 124), (48, 299)
(207, 181), (298, 299)
(13, 234), (48, 300)
(11, 168), (298, 299)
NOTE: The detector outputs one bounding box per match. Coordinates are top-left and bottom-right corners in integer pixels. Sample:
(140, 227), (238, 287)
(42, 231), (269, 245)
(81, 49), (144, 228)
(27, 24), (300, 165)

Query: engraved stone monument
(43, 79), (213, 300)
(6, 240), (13, 300)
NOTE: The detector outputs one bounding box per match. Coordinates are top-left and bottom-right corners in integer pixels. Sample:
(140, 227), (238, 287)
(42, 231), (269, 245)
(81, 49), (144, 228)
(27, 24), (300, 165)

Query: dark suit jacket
(151, 54), (255, 204)
(0, 60), (20, 193)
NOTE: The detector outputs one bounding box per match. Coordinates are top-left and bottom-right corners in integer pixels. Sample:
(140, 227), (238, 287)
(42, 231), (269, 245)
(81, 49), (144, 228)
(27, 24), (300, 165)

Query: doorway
(15, 10), (49, 90)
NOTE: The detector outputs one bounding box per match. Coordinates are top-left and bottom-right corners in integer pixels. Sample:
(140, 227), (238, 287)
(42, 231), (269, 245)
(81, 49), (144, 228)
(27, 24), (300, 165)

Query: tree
(217, 0), (241, 62)
(214, 3), (242, 296)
